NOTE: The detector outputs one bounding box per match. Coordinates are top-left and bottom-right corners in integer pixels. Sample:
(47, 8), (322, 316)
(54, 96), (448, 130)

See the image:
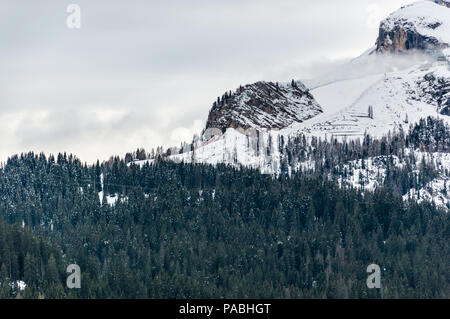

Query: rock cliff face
(376, 1), (450, 54)
(376, 25), (443, 53)
(205, 81), (322, 132)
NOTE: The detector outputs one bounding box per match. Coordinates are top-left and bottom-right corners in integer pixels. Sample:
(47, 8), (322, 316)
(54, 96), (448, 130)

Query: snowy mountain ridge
(205, 81), (322, 132)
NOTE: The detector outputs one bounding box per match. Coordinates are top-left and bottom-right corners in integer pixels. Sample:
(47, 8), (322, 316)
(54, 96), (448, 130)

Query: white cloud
(170, 120), (205, 145)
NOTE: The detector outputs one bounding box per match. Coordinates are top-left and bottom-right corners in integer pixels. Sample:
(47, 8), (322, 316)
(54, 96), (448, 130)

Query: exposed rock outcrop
(376, 25), (444, 53)
(415, 72), (450, 115)
(205, 81), (322, 132)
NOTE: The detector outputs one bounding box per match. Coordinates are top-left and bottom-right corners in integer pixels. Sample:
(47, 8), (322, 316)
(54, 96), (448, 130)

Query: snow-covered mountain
(135, 1), (450, 207)
(376, 0), (450, 55)
(206, 81), (322, 132)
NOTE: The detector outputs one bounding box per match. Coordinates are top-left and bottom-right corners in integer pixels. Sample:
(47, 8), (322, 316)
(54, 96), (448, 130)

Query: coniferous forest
(0, 119), (449, 299)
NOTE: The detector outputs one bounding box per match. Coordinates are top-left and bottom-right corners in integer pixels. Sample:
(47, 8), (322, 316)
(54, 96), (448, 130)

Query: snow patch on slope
(170, 128), (281, 174)
(404, 176), (450, 207)
(336, 150), (450, 208)
(287, 62), (450, 140)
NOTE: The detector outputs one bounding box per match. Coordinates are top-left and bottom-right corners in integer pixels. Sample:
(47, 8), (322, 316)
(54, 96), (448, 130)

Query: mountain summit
(376, 0), (450, 55)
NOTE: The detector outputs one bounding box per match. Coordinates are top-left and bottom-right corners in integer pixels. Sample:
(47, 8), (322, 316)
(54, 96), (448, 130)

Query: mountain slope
(289, 61), (450, 139)
(206, 81), (322, 132)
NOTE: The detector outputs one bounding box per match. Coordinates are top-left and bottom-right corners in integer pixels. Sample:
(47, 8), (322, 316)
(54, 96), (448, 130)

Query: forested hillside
(278, 117), (450, 206)
(0, 217), (67, 298)
(0, 142), (448, 298)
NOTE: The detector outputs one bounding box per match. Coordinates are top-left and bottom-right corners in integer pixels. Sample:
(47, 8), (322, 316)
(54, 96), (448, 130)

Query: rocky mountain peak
(376, 0), (450, 54)
(205, 80), (322, 132)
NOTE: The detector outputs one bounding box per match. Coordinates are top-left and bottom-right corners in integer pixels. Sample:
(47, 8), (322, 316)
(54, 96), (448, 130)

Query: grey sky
(0, 0), (412, 163)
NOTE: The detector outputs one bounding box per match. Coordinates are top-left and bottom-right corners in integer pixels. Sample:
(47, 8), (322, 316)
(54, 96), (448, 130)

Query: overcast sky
(0, 0), (414, 163)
